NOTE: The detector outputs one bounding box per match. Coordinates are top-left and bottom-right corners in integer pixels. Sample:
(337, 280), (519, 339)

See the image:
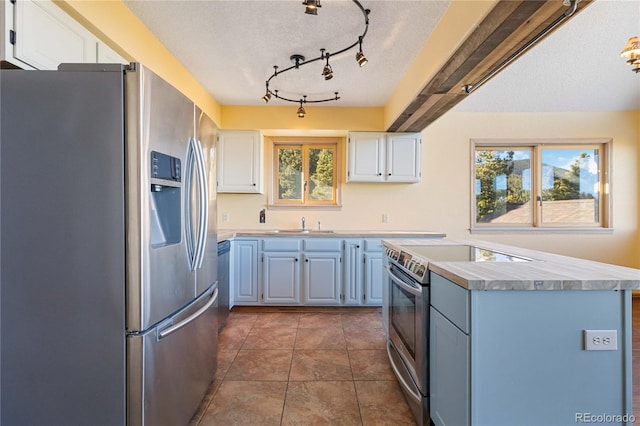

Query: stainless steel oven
(383, 242), (533, 426)
(384, 246), (431, 426)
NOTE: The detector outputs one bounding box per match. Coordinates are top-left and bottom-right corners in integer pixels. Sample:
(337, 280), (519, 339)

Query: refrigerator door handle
(192, 138), (208, 270)
(158, 286), (218, 339)
(184, 138), (197, 270)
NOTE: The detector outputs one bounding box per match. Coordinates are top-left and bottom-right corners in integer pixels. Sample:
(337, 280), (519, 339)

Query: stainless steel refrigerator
(0, 63), (218, 426)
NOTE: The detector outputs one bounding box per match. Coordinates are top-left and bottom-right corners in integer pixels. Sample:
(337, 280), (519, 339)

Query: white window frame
(470, 138), (612, 234)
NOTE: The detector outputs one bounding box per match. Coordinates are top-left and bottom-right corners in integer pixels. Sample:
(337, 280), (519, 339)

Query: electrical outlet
(223, 213), (229, 222)
(584, 330), (617, 351)
(382, 214), (389, 223)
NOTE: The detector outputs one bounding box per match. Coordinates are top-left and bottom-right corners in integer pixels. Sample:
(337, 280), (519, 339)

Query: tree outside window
(274, 141), (338, 206)
(473, 140), (610, 230)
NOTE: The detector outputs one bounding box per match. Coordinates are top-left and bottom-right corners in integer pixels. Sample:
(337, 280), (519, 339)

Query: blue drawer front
(430, 272), (470, 334)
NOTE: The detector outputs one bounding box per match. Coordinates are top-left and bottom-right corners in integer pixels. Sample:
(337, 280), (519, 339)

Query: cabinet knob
(295, 258), (298, 262)
(305, 259), (309, 262)
(388, 173), (392, 176)
(356, 245), (360, 248)
(252, 183), (256, 186)
(377, 173), (382, 176)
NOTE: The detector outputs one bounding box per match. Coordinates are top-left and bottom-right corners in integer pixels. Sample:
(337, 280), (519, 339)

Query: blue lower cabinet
(429, 272), (633, 426)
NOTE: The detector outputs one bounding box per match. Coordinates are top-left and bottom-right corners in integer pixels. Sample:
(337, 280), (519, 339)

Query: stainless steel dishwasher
(216, 240), (230, 331)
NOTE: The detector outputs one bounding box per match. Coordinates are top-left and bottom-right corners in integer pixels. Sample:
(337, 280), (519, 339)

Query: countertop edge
(219, 230), (446, 239)
(381, 238), (640, 291)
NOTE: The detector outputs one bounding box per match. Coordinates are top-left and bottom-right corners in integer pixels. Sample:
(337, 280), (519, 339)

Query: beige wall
(219, 110), (640, 268)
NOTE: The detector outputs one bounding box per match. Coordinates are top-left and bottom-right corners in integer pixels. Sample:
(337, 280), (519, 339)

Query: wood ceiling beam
(387, 0), (593, 133)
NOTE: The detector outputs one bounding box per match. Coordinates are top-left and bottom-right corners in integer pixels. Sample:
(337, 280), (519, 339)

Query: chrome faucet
(301, 217), (306, 231)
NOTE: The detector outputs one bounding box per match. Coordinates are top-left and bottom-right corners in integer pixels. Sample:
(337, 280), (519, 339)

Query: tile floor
(189, 308), (416, 426)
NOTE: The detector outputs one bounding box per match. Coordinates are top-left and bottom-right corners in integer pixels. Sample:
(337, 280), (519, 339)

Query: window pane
(277, 147), (303, 201)
(540, 148), (600, 225)
(475, 149), (532, 224)
(308, 148), (334, 201)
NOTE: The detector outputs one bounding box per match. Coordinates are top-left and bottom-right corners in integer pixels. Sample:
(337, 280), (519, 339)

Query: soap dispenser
(259, 209), (266, 223)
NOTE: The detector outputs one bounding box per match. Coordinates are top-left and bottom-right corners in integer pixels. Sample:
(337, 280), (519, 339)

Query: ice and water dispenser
(150, 151), (181, 247)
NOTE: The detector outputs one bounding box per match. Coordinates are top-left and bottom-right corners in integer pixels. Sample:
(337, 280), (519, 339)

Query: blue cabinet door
(430, 307), (469, 426)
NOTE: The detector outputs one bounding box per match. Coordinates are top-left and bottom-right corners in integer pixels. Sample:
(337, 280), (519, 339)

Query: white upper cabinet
(13, 0), (94, 69)
(1, 0), (127, 70)
(346, 132), (386, 182)
(347, 132), (421, 183)
(217, 130), (263, 193)
(385, 133), (421, 183)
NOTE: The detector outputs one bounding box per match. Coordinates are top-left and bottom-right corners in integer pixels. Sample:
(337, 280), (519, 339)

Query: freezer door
(125, 64), (198, 331)
(1, 67), (126, 425)
(127, 284), (218, 426)
(196, 107), (218, 296)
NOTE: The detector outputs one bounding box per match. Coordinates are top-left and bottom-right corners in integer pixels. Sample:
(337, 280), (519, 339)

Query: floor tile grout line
(198, 310), (395, 425)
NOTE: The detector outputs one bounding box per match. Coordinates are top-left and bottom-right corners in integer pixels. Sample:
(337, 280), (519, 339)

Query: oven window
(391, 281), (416, 359)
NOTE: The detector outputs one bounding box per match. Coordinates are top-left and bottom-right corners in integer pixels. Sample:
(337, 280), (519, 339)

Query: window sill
(470, 226), (614, 235)
(267, 204), (342, 211)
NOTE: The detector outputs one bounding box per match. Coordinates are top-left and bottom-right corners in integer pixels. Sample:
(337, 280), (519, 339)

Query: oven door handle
(386, 265), (422, 296)
(387, 341), (422, 404)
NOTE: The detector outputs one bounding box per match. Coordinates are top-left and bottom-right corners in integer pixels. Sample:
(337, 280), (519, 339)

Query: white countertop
(219, 229), (446, 239)
(382, 238), (640, 291)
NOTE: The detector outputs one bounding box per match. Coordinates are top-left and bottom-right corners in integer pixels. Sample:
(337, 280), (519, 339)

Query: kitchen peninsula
(383, 238), (640, 426)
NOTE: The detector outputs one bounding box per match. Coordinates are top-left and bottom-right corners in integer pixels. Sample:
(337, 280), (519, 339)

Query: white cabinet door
(363, 252), (383, 305)
(343, 239), (362, 305)
(347, 132), (385, 182)
(14, 0), (94, 70)
(303, 253), (341, 305)
(263, 252), (299, 304)
(233, 240), (259, 303)
(386, 133), (421, 183)
(217, 130), (263, 193)
(347, 132), (421, 183)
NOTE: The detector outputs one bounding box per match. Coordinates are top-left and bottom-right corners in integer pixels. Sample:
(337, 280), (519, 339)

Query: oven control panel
(385, 246), (400, 261)
(385, 246), (428, 282)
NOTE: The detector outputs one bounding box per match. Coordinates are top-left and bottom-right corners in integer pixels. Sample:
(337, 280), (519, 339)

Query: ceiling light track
(462, 0), (579, 95)
(262, 0), (371, 117)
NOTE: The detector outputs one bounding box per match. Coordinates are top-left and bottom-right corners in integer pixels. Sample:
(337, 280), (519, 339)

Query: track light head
(322, 52), (333, 80)
(297, 97), (307, 118)
(356, 36), (368, 67)
(356, 51), (368, 67)
(303, 0), (321, 15)
(322, 64), (333, 80)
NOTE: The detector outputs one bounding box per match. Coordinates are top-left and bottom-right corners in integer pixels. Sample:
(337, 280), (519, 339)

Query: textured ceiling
(123, 0), (640, 113)
(123, 0), (450, 107)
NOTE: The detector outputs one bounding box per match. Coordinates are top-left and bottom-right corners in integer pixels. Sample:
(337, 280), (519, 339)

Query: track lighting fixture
(356, 36), (368, 67)
(297, 97), (307, 118)
(621, 36), (640, 73)
(321, 49), (333, 80)
(303, 0), (321, 15)
(261, 0), (370, 117)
